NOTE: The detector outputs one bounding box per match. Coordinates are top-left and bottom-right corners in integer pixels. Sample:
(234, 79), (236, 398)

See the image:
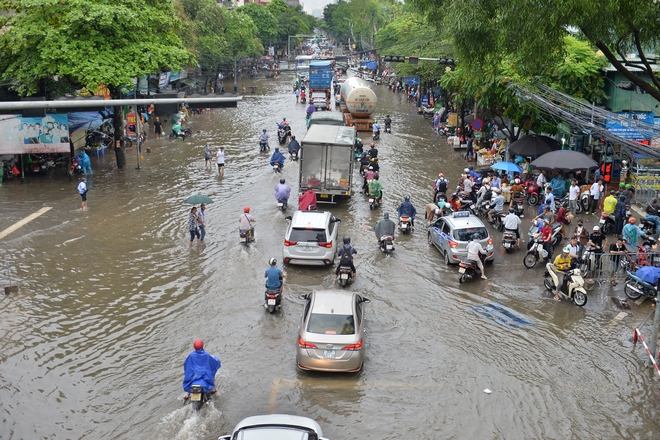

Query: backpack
(436, 179), (447, 193)
(483, 187), (493, 201)
(339, 246), (353, 265)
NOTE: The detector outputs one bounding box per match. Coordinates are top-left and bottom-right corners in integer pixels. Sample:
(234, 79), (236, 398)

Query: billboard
(605, 111), (655, 140)
(0, 114), (70, 155)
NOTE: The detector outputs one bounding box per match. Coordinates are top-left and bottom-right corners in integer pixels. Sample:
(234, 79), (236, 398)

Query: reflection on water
(0, 73), (659, 440)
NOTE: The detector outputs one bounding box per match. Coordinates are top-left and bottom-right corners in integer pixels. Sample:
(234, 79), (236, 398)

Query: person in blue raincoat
(183, 339), (221, 399)
(270, 147), (286, 169)
(77, 151), (92, 174)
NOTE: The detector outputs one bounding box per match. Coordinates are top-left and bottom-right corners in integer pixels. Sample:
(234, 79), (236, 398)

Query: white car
(283, 211), (341, 266)
(218, 414), (329, 440)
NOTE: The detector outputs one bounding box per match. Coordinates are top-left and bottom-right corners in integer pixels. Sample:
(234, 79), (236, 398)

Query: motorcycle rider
(475, 177), (492, 209)
(509, 178), (525, 208)
(369, 174), (383, 205)
(603, 190), (617, 216)
(334, 236), (357, 281)
(487, 188), (505, 223)
(306, 101), (316, 118)
(183, 339), (221, 400)
(544, 186), (555, 212)
(369, 158), (380, 173)
(287, 135), (300, 158)
(275, 178), (291, 208)
(567, 235), (582, 267)
(259, 129), (269, 148)
(374, 212), (397, 244)
(466, 233), (488, 280)
(265, 258), (287, 293)
(435, 173), (449, 196)
(426, 200), (449, 224)
(622, 217), (648, 249)
(533, 219), (554, 261)
(239, 206), (255, 241)
(368, 143), (378, 159)
(645, 198), (660, 234)
(384, 115), (392, 132)
(503, 208), (522, 248)
(372, 120), (380, 138)
(270, 147), (286, 170)
(397, 195), (417, 230)
(620, 183), (634, 205)
(360, 152), (371, 173)
(362, 166), (375, 194)
(551, 246), (572, 301)
(355, 137), (364, 156)
(279, 117), (289, 127)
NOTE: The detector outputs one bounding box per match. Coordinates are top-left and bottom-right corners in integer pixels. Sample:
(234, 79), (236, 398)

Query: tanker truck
(340, 77), (378, 131)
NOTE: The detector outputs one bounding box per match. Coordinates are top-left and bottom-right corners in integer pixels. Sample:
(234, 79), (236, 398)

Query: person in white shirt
(568, 179), (580, 214)
(502, 208), (522, 248)
(216, 147), (225, 178)
(466, 234), (488, 279)
(77, 178), (88, 211)
(536, 170), (547, 188)
(588, 178), (603, 215)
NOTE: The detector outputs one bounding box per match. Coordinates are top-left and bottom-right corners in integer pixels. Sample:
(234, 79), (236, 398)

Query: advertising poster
(0, 114), (70, 155)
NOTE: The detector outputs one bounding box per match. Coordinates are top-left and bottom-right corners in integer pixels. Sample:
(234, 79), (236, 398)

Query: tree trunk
(112, 105), (126, 169)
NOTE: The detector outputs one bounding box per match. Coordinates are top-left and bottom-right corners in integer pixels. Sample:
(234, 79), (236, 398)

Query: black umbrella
(530, 150), (598, 171)
(508, 135), (560, 157)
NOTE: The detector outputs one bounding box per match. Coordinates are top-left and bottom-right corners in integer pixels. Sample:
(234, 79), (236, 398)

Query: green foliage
(0, 0), (192, 96)
(322, 0), (401, 49)
(237, 3), (278, 45)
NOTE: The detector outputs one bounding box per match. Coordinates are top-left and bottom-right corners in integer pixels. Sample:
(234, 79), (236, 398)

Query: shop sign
(405, 76), (419, 85)
(159, 72), (170, 90)
(0, 114), (70, 155)
(448, 113), (458, 127)
(605, 111), (654, 140)
(630, 173), (660, 191)
(557, 122), (571, 136)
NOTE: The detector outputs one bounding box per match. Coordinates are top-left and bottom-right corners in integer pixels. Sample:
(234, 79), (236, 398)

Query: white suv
(283, 211), (341, 266)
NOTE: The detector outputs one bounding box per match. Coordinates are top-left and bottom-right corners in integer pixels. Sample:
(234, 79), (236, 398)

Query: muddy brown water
(1, 74), (659, 440)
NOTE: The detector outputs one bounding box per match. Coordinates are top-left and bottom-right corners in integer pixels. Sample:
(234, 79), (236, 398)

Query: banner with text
(0, 114), (70, 155)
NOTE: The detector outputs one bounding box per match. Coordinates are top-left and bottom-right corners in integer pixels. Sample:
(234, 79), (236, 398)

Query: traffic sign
(472, 118), (483, 130)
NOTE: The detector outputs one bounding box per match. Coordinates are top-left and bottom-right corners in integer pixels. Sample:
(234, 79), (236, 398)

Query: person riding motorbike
(374, 212), (396, 243)
(487, 188), (505, 223)
(503, 208), (522, 248)
(259, 129), (269, 148)
(360, 152), (371, 173)
(531, 219), (554, 261)
(369, 158), (380, 172)
(368, 143), (378, 159)
(239, 206), (255, 240)
(475, 178), (492, 209)
(384, 115), (392, 131)
(368, 174), (383, 205)
(334, 236), (357, 281)
(355, 137), (364, 156)
(551, 246), (572, 300)
(603, 190), (617, 215)
(265, 258), (287, 293)
(362, 166), (375, 194)
(183, 339), (221, 400)
(275, 178), (291, 208)
(306, 102), (316, 118)
(509, 178), (525, 207)
(270, 147), (286, 170)
(372, 120), (380, 138)
(466, 233), (488, 280)
(279, 117), (289, 127)
(397, 195), (417, 230)
(287, 135), (300, 157)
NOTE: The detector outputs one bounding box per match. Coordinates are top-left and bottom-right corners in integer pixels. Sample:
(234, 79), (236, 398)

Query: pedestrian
(204, 143), (213, 170)
(198, 204), (207, 242)
(614, 193), (626, 237)
(78, 177), (89, 211)
(588, 178), (603, 215)
(609, 237), (627, 286)
(216, 147), (225, 178)
(295, 88), (300, 103)
(154, 117), (162, 139)
(574, 219), (588, 249)
(466, 136), (474, 161)
(188, 206), (201, 247)
(568, 179), (579, 214)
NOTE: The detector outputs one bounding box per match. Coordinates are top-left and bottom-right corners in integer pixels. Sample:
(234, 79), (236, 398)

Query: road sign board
(472, 118), (483, 130)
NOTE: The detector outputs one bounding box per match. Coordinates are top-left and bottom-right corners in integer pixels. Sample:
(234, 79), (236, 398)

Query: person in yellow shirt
(603, 190), (618, 215)
(552, 246), (572, 300)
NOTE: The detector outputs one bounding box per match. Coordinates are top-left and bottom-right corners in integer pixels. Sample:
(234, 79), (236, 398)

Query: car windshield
(307, 313), (355, 335)
(289, 228), (327, 243)
(453, 226), (488, 242)
(238, 427), (316, 440)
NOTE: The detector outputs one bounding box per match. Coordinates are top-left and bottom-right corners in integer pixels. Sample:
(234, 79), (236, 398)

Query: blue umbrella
(491, 162), (522, 173)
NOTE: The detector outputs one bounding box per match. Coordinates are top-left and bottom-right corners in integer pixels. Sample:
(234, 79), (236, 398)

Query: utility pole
(135, 104), (141, 170)
(651, 306), (660, 369)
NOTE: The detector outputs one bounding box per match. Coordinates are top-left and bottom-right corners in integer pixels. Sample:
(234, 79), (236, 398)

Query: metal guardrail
(575, 246), (660, 287)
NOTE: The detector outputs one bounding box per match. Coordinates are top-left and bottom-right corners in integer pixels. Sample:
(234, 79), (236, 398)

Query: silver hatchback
(283, 211), (341, 266)
(428, 211), (494, 265)
(297, 290), (370, 373)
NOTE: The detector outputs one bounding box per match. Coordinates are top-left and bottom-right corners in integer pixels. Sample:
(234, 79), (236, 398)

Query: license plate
(470, 204), (476, 209)
(401, 223), (408, 229)
(386, 244), (393, 250)
(277, 203), (283, 207)
(627, 210), (631, 216)
(340, 273), (349, 279)
(504, 243), (510, 248)
(369, 198), (374, 203)
(320, 194), (329, 198)
(324, 350), (336, 358)
(240, 237), (246, 242)
(518, 204), (523, 209)
(459, 267), (466, 273)
(191, 393), (201, 402)
(267, 299), (276, 305)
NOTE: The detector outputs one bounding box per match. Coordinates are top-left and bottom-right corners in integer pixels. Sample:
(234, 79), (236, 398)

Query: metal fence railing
(575, 246), (660, 287)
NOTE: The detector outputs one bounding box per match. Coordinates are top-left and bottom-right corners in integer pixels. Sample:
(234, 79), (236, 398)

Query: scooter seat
(265, 287), (280, 294)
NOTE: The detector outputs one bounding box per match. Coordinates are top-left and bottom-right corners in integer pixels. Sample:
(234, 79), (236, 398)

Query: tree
(411, 0), (660, 102)
(0, 0), (192, 169)
(238, 3), (278, 47)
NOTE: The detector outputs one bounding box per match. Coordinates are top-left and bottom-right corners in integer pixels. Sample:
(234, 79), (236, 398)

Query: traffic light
(408, 56), (419, 65)
(439, 58), (455, 65)
(383, 56), (406, 62)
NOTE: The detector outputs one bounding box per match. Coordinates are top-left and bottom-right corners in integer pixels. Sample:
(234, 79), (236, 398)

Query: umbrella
(508, 135), (560, 157)
(184, 194), (214, 205)
(530, 150), (599, 171)
(491, 162), (522, 173)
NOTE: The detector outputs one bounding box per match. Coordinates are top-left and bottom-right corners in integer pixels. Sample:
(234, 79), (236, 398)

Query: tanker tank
(340, 77), (378, 118)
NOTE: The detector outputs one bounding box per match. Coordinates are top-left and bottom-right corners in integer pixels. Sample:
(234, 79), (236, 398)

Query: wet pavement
(1, 74), (660, 440)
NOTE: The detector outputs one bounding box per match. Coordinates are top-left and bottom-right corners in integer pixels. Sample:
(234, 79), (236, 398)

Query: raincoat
(374, 219), (396, 239)
(182, 349), (221, 393)
(270, 150), (286, 167)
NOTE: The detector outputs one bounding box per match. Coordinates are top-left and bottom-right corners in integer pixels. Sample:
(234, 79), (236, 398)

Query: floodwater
(1, 73), (660, 440)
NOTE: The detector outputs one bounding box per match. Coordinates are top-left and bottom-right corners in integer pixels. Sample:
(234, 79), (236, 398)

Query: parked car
(297, 290), (370, 372)
(218, 414), (329, 440)
(283, 211), (341, 265)
(427, 211), (494, 265)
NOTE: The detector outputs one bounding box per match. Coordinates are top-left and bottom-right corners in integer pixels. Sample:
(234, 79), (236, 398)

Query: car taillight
(488, 238), (493, 245)
(318, 241), (333, 248)
(449, 240), (458, 248)
(284, 240), (297, 246)
(342, 339), (363, 351)
(298, 336), (317, 349)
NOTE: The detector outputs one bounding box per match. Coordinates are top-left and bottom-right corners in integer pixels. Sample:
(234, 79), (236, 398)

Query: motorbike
(187, 384), (211, 411)
(399, 216), (412, 234)
(67, 156), (83, 179)
(277, 198), (288, 212)
(624, 270), (660, 302)
(502, 229), (517, 253)
(372, 129), (380, 141)
(478, 199), (493, 219)
(543, 264), (588, 306)
(524, 237), (549, 268)
(489, 211), (506, 232)
(239, 229), (254, 248)
(384, 122), (391, 134)
(272, 162), (283, 173)
(369, 195), (381, 210)
(437, 125), (455, 137)
(337, 266), (353, 287)
(512, 192), (525, 217)
(641, 217), (657, 235)
(598, 212), (615, 234)
(259, 140), (270, 152)
(458, 253), (487, 283)
(169, 130), (187, 140)
(379, 235), (395, 256)
(277, 128), (288, 145)
(524, 181), (540, 206)
(2, 161), (20, 181)
(289, 149), (299, 161)
(421, 107), (435, 119)
(300, 96), (307, 104)
(264, 287), (282, 314)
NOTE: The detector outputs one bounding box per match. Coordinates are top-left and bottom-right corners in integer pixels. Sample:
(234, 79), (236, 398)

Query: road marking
(0, 207), (52, 240)
(636, 297), (647, 305)
(607, 311), (628, 331)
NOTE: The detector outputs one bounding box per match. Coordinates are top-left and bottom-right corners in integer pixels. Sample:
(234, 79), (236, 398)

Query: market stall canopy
(184, 194), (214, 205)
(491, 162), (522, 173)
(508, 135), (560, 157)
(530, 150), (598, 171)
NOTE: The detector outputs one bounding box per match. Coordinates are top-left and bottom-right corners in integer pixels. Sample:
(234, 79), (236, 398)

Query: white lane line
(0, 207), (52, 240)
(636, 297), (647, 305)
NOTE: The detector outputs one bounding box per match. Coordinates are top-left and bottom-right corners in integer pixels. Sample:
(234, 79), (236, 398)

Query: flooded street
(2, 73), (660, 440)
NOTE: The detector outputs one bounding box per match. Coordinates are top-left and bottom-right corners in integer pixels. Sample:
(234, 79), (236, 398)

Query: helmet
(368, 166), (373, 170)
(244, 206), (250, 213)
(509, 208), (515, 213)
(404, 195), (410, 202)
(629, 217), (637, 224)
(472, 233), (481, 241)
(280, 178), (285, 184)
(514, 178), (520, 184)
(464, 168), (470, 173)
(282, 117), (286, 121)
(370, 143), (375, 147)
(263, 129), (266, 133)
(622, 160), (628, 165)
(439, 173), (444, 177)
(386, 115), (390, 118)
(469, 166), (474, 170)
(356, 138), (361, 142)
(275, 147), (279, 151)
(193, 339), (204, 350)
(269, 258), (277, 266)
(610, 190), (615, 195)
(343, 236), (350, 245)
(620, 182), (625, 187)
(593, 225), (600, 231)
(562, 246), (570, 254)
(383, 212), (390, 219)
(626, 184), (632, 189)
